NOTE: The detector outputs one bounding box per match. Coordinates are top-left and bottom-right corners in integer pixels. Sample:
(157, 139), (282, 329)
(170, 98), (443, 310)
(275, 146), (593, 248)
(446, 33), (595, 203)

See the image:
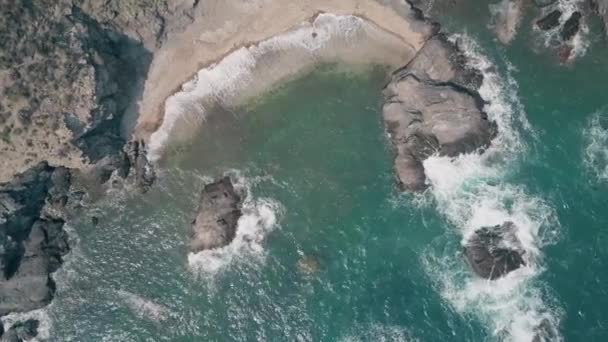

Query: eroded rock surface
(0, 163), (70, 316)
(190, 177), (242, 253)
(464, 222), (526, 280)
(1, 319), (39, 342)
(382, 35), (496, 191)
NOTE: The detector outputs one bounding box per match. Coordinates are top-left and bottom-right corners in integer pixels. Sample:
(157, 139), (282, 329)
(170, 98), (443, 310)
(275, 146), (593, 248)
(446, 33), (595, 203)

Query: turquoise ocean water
(13, 4), (608, 341)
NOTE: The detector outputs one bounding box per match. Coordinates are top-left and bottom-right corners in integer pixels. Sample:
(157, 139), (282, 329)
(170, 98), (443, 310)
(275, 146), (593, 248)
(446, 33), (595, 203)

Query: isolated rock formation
(0, 163), (70, 316)
(560, 11), (582, 41)
(190, 177), (242, 253)
(536, 10), (562, 31)
(382, 35), (496, 191)
(464, 222), (526, 280)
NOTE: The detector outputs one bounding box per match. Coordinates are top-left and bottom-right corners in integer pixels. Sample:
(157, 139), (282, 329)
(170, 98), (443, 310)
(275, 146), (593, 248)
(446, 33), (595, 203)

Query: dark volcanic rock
(190, 177), (242, 253)
(1, 319), (39, 342)
(536, 10), (562, 31)
(382, 35), (496, 191)
(464, 222), (525, 280)
(0, 163), (70, 316)
(560, 11), (582, 41)
(125, 140), (156, 192)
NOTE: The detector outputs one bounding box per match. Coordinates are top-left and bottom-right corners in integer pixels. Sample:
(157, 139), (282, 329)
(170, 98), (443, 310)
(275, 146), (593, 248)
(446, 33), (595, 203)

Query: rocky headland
(382, 35), (497, 191)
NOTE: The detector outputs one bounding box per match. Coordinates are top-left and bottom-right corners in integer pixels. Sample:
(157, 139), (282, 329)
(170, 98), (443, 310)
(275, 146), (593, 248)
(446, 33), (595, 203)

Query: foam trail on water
(188, 173), (283, 275)
(148, 13), (413, 161)
(583, 108), (608, 182)
(422, 34), (562, 342)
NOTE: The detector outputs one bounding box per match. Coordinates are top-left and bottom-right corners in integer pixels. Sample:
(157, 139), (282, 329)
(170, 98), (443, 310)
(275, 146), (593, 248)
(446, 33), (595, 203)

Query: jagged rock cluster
(382, 35), (496, 191)
(190, 177), (242, 253)
(0, 163), (70, 322)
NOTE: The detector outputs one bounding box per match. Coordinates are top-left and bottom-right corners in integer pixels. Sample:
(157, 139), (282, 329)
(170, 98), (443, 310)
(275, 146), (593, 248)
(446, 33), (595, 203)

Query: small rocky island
(190, 177), (242, 252)
(464, 222), (526, 280)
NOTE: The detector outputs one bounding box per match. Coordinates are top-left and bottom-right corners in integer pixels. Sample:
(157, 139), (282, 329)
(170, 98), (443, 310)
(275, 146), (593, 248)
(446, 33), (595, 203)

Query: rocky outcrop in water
(190, 177), (243, 253)
(536, 10), (562, 31)
(0, 163), (71, 316)
(560, 11), (582, 41)
(382, 35), (496, 191)
(464, 222), (526, 280)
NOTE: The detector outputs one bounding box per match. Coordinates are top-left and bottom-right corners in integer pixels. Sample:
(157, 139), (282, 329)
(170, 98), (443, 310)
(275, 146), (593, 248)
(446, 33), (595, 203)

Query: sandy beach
(135, 0), (434, 144)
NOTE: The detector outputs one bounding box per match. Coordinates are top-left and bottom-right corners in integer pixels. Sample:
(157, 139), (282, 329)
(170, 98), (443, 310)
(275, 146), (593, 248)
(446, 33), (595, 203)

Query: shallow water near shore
(31, 19), (608, 341)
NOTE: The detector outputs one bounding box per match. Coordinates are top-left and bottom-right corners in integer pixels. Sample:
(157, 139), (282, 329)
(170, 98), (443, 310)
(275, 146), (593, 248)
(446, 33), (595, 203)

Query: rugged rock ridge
(382, 35), (496, 191)
(190, 177), (242, 253)
(0, 163), (70, 318)
(464, 222), (526, 280)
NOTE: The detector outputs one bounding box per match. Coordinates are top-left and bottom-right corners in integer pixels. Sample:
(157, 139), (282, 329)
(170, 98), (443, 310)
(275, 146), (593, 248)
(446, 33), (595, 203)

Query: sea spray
(583, 108), (608, 182)
(188, 172), (283, 276)
(421, 34), (562, 341)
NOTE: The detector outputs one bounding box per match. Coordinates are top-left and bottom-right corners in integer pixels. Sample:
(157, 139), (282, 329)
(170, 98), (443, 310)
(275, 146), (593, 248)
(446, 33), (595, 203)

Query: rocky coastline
(0, 0), (554, 339)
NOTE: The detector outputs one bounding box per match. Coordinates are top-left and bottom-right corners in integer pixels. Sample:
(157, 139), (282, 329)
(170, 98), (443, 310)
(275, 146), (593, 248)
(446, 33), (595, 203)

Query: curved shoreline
(135, 0), (434, 144)
(145, 12), (432, 160)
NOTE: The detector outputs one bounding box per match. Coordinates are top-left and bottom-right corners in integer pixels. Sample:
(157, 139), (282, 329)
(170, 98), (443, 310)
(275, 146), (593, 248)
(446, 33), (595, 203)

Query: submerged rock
(464, 222), (525, 280)
(190, 177), (242, 253)
(297, 255), (320, 274)
(560, 11), (582, 41)
(536, 10), (562, 31)
(0, 163), (70, 316)
(382, 35), (496, 191)
(492, 0), (524, 44)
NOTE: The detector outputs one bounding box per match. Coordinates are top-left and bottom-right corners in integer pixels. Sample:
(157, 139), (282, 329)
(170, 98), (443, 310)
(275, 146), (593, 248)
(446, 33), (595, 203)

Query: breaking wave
(188, 173), (283, 276)
(421, 34), (562, 341)
(583, 108), (608, 182)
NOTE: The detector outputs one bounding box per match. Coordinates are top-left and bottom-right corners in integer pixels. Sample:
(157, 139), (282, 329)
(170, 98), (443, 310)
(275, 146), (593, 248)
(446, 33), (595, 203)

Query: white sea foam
(421, 34), (562, 341)
(583, 108), (608, 181)
(149, 13), (412, 161)
(188, 173), (283, 275)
